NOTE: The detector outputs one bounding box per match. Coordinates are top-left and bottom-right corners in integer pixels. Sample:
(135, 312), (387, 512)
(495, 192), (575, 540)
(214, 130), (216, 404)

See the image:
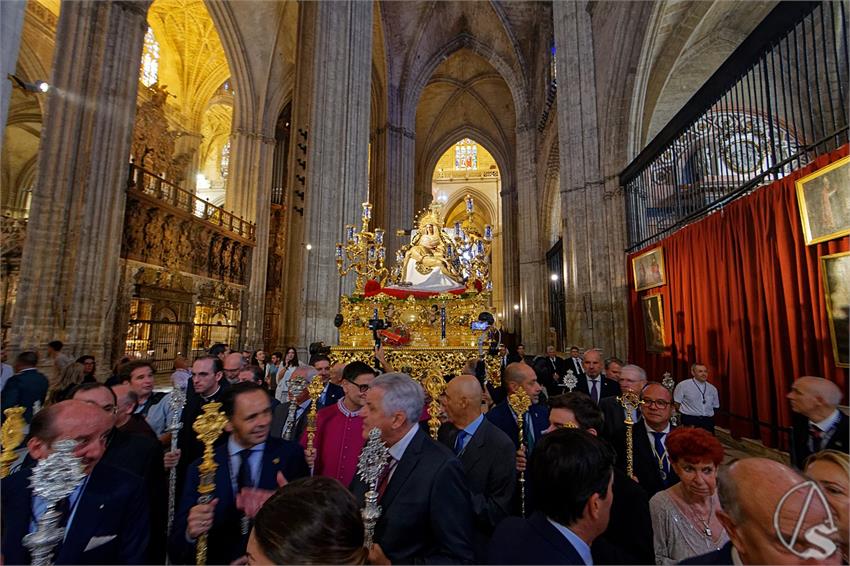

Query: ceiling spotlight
(550, 273), (559, 281)
(513, 304), (520, 311)
(7, 74), (49, 94)
(305, 243), (312, 251)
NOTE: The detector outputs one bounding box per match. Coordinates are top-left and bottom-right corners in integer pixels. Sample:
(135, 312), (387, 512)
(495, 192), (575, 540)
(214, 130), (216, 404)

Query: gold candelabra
(306, 378), (325, 456)
(336, 202), (389, 294)
(617, 391), (643, 478)
(193, 402), (228, 566)
(508, 388), (531, 517)
(423, 373), (446, 440)
(0, 407), (26, 478)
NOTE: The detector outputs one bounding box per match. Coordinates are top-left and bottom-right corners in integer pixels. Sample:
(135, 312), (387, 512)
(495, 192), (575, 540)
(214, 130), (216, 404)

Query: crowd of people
(0, 340), (847, 565)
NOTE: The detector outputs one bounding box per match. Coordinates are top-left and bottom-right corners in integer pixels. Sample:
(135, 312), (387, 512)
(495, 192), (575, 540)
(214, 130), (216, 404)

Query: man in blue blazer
(486, 362), (549, 514)
(488, 428), (615, 565)
(169, 382), (309, 565)
(1, 351), (49, 423)
(1, 400), (150, 564)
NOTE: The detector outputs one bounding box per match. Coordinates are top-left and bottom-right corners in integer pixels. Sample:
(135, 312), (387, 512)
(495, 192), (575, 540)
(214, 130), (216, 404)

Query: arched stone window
(454, 138), (478, 170)
(140, 27), (160, 87)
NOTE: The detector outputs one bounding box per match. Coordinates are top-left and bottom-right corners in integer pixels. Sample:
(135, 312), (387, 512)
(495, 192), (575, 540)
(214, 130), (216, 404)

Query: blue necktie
(589, 379), (599, 403)
(454, 430), (469, 456)
(651, 431), (670, 483)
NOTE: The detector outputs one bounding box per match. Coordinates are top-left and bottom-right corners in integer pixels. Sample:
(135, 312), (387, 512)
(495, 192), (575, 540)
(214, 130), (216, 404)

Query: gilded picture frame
(641, 294), (666, 353)
(795, 156), (850, 245)
(632, 247), (666, 292)
(821, 251), (849, 368)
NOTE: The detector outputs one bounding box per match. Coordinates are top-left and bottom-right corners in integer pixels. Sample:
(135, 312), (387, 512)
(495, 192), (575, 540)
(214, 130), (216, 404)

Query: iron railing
(127, 163), (256, 241)
(622, 1), (848, 251)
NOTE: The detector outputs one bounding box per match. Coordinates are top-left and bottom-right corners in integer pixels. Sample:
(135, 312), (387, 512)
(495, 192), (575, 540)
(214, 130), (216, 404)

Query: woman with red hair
(649, 427), (728, 564)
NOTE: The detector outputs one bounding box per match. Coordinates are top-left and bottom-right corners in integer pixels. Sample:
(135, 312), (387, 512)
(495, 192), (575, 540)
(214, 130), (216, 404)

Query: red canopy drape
(627, 145), (849, 449)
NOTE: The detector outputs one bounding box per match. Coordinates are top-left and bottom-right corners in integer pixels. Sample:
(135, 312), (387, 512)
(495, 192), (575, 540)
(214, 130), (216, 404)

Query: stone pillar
(300, 0), (373, 348)
(0, 0), (26, 149)
(227, 128), (276, 350)
(383, 101), (416, 259)
(10, 0), (151, 372)
(500, 186), (520, 333)
(515, 125), (545, 350)
(553, 0), (620, 355)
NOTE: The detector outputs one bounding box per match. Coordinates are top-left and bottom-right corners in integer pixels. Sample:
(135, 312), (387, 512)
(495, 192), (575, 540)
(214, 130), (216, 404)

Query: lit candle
(477, 241), (485, 255)
(484, 225), (492, 240)
(368, 245), (376, 261)
(465, 195), (473, 213)
(362, 202), (372, 220)
(375, 229), (384, 245)
(335, 243), (343, 259)
(345, 224), (355, 242)
(454, 222), (461, 238)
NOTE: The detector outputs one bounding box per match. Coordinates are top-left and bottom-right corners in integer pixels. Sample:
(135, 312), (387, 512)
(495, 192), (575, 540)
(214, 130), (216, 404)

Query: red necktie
(809, 424), (824, 451)
(377, 458), (397, 500)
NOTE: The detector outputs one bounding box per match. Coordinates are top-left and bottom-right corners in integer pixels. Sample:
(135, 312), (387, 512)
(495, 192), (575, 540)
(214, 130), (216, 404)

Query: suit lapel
(461, 422), (487, 471)
(257, 441), (281, 489)
(380, 429), (424, 510)
(58, 468), (105, 561)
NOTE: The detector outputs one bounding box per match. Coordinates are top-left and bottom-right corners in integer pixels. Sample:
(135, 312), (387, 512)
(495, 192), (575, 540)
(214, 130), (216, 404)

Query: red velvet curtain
(627, 145), (849, 449)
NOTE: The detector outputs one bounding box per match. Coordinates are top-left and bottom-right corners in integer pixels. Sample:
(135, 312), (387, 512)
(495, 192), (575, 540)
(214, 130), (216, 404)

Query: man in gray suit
(270, 366), (317, 441)
(438, 374), (516, 562)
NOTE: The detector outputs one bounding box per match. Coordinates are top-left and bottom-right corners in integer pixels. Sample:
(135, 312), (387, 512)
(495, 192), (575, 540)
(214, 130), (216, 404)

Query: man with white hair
(270, 366), (318, 441)
(599, 364), (648, 443)
(351, 372), (474, 564)
(788, 376), (848, 468)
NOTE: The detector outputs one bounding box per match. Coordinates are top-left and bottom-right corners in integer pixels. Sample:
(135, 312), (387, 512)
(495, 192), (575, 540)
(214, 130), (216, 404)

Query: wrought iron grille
(622, 1), (848, 251)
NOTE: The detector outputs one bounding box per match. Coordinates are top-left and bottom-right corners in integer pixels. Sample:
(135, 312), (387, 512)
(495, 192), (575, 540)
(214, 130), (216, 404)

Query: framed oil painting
(641, 294), (666, 353)
(633, 247), (666, 292)
(821, 251), (849, 368)
(795, 156), (850, 245)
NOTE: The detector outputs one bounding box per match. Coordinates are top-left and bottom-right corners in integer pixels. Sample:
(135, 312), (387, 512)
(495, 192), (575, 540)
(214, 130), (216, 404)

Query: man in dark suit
(576, 349), (620, 404)
(1, 351), (49, 423)
(599, 364), (647, 443)
(439, 374), (516, 561)
(614, 382), (679, 498)
(544, 392), (654, 564)
(488, 428), (615, 564)
(486, 362), (549, 515)
(170, 382), (309, 564)
(683, 458), (837, 565)
(351, 372), (474, 564)
(72, 382), (168, 562)
(533, 345), (567, 397)
(787, 376), (849, 468)
(174, 355), (230, 500)
(270, 366), (317, 440)
(2, 400), (150, 564)
(566, 346), (586, 378)
(314, 358), (344, 410)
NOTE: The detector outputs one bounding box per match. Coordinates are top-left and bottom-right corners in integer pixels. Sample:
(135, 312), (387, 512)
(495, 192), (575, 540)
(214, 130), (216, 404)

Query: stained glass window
(140, 27), (160, 87)
(220, 140), (231, 179)
(454, 138), (478, 170)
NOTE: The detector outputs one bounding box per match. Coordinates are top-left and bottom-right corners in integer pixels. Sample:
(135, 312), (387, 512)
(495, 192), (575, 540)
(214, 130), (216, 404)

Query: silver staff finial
(357, 427), (390, 548)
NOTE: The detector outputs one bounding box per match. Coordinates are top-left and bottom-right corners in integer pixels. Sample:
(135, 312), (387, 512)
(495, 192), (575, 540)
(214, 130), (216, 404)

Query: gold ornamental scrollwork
(330, 347), (478, 384)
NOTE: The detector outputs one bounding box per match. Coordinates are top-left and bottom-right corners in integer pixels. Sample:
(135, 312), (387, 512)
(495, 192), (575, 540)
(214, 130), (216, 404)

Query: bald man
(438, 374), (516, 562)
(222, 352), (245, 384)
(1, 400), (151, 563)
(788, 376), (848, 468)
(576, 348), (621, 404)
(112, 382), (157, 440)
(681, 458), (840, 565)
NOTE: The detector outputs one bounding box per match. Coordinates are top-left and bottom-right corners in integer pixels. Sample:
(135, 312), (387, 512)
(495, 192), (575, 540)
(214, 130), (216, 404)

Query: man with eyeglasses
(302, 361), (375, 486)
(1, 400), (151, 564)
(614, 382), (680, 498)
(71, 382), (169, 562)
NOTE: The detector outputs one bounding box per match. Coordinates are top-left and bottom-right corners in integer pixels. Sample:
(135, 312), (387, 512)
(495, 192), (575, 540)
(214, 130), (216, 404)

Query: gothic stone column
(300, 0), (373, 348)
(554, 0), (620, 355)
(0, 0), (26, 151)
(515, 125), (545, 350)
(227, 128), (275, 350)
(10, 0), (151, 373)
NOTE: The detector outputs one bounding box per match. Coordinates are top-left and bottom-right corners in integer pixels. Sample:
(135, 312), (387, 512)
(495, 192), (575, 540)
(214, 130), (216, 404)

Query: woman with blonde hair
(805, 449), (849, 562)
(46, 362), (86, 405)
